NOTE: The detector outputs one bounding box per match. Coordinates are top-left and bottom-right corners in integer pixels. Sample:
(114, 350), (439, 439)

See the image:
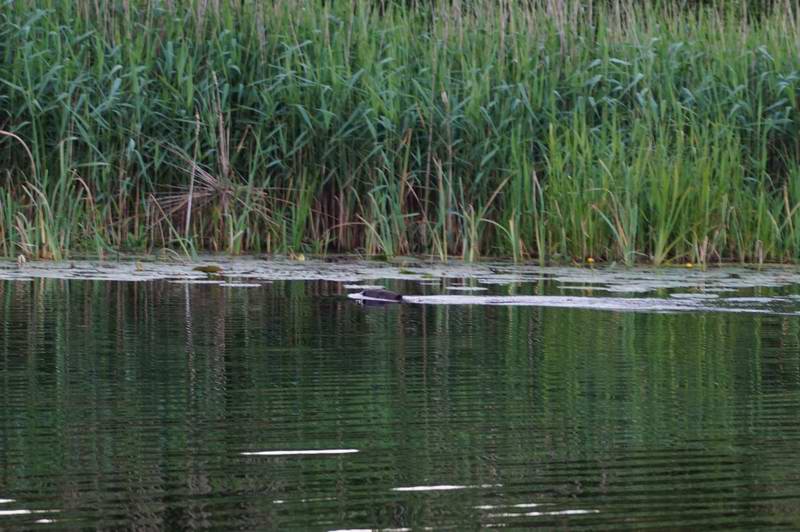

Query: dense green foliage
(1, 0), (800, 263)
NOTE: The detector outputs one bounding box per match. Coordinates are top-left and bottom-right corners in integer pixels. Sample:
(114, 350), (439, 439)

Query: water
(2, 275), (800, 529)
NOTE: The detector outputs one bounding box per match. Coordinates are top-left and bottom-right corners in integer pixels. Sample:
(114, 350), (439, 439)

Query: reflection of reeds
(1, 1), (800, 263)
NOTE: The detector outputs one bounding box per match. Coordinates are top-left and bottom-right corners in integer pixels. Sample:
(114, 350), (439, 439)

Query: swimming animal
(358, 289), (403, 303)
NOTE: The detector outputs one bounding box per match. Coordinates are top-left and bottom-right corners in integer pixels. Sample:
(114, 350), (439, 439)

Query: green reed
(1, 0), (799, 264)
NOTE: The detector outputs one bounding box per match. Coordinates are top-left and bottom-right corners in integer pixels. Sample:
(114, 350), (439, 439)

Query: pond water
(2, 261), (800, 529)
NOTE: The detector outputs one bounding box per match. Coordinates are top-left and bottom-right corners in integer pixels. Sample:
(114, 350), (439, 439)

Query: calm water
(2, 277), (800, 530)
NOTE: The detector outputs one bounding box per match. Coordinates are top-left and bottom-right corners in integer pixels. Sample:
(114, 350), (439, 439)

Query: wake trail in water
(349, 293), (800, 315)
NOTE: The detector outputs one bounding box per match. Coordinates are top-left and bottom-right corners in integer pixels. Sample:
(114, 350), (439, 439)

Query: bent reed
(1, 0), (799, 264)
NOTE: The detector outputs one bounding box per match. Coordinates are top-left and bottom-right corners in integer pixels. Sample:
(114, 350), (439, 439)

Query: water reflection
(1, 278), (800, 529)
(242, 449), (360, 456)
(391, 485), (501, 492)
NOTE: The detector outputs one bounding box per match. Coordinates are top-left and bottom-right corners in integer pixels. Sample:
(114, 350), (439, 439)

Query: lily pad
(193, 265), (223, 273)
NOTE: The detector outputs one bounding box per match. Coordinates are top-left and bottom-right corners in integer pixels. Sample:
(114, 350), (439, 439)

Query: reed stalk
(1, 0), (799, 263)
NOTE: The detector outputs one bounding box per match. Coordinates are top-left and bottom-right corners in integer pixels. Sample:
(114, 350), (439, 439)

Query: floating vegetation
(1, 259), (800, 289)
(193, 265), (223, 274)
(4, 259), (800, 315)
(557, 285), (607, 290)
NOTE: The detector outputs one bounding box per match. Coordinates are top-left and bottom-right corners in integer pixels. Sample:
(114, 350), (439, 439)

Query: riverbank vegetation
(1, 0), (799, 264)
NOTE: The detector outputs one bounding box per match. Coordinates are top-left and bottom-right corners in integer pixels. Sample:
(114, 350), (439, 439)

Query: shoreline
(2, 255), (800, 282)
(1, 253), (797, 269)
(4, 256), (800, 316)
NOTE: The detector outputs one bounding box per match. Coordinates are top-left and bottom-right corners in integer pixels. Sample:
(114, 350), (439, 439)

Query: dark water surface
(2, 278), (800, 530)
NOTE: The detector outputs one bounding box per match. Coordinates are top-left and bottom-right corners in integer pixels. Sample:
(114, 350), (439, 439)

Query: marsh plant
(1, 0), (799, 264)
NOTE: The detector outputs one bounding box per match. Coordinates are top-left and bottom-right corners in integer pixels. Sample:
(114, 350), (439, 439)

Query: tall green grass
(1, 0), (800, 264)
